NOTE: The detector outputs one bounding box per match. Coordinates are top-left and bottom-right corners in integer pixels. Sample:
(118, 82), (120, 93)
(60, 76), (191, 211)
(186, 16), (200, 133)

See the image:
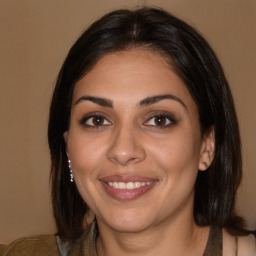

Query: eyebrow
(74, 94), (187, 109)
(75, 96), (113, 107)
(139, 94), (187, 109)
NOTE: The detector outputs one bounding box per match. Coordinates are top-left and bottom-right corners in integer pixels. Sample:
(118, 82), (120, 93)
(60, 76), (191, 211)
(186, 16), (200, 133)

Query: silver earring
(68, 158), (74, 182)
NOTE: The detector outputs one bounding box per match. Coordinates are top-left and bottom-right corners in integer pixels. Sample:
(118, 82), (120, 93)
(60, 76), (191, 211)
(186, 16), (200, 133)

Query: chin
(108, 220), (149, 233)
(97, 209), (156, 233)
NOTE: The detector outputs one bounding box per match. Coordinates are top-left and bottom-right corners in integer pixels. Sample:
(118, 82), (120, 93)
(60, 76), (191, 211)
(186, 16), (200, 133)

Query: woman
(1, 7), (255, 256)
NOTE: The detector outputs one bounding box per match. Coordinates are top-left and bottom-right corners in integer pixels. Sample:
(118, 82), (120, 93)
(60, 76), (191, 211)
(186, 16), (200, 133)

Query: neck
(96, 215), (209, 256)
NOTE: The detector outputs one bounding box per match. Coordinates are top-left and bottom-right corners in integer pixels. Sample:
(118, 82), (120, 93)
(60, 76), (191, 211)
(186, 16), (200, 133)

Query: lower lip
(100, 181), (157, 201)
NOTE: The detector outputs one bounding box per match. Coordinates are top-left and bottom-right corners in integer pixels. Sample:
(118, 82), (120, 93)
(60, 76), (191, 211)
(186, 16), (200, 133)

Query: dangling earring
(68, 158), (74, 182)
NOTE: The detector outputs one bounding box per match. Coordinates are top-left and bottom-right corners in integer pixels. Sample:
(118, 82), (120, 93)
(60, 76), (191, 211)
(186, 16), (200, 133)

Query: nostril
(107, 150), (146, 166)
(106, 130), (146, 165)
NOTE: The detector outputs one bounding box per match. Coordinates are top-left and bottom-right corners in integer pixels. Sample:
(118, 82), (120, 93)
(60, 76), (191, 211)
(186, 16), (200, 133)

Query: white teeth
(134, 182), (141, 188)
(107, 181), (152, 189)
(113, 182), (118, 188)
(126, 182), (134, 189)
(119, 182), (126, 189)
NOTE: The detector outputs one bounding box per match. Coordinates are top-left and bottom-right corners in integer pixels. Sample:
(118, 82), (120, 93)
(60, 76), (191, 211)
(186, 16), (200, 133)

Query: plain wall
(0, 0), (255, 243)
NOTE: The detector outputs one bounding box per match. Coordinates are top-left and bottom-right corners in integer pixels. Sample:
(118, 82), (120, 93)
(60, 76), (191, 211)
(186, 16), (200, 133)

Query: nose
(106, 126), (146, 166)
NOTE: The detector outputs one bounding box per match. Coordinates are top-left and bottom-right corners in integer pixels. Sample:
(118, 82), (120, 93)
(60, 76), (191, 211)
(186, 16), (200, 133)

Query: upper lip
(99, 175), (158, 183)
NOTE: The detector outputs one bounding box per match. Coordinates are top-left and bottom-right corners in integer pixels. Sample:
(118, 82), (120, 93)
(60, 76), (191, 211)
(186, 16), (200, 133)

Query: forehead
(73, 48), (196, 110)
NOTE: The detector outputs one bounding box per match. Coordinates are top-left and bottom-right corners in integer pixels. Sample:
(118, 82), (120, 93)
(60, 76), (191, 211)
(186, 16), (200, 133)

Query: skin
(65, 48), (215, 255)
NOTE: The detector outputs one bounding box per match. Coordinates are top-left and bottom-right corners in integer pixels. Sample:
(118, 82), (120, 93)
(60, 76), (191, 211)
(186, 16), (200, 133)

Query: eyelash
(143, 113), (177, 128)
(79, 112), (177, 129)
(79, 112), (112, 128)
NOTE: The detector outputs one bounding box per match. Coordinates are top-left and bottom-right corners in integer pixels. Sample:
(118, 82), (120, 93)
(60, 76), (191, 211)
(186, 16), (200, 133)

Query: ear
(198, 126), (215, 171)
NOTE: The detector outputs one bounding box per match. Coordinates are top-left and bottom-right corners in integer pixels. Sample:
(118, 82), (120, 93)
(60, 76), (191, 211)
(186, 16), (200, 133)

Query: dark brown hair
(48, 7), (243, 240)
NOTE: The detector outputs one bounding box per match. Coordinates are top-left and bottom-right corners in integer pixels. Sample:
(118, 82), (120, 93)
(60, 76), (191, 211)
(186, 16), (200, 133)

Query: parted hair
(48, 7), (242, 241)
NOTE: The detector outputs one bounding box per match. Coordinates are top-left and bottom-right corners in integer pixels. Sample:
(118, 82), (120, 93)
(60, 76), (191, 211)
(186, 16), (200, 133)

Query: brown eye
(144, 114), (176, 128)
(83, 115), (111, 127)
(154, 116), (167, 126)
(92, 116), (104, 125)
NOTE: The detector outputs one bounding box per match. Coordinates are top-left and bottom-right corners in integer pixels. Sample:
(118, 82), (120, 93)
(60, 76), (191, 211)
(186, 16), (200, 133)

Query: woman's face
(66, 48), (212, 233)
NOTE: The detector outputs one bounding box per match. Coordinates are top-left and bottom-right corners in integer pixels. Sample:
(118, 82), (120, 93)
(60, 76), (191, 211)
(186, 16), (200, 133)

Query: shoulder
(223, 228), (256, 256)
(0, 234), (59, 256)
(237, 233), (256, 256)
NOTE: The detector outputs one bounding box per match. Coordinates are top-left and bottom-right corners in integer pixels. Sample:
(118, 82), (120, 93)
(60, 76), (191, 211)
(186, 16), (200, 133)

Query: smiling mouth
(100, 176), (158, 200)
(107, 181), (152, 189)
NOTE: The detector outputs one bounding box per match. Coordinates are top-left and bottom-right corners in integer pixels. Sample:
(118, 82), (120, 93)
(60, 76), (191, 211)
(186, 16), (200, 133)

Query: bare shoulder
(223, 228), (256, 256)
(237, 233), (256, 256)
(0, 234), (59, 256)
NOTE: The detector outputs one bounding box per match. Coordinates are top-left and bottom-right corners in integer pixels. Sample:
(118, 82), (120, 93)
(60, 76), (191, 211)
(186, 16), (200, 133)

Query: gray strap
(56, 236), (71, 256)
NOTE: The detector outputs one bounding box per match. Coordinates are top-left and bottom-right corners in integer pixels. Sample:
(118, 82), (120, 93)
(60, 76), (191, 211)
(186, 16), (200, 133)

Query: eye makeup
(143, 113), (177, 128)
(79, 112), (112, 129)
(142, 110), (178, 129)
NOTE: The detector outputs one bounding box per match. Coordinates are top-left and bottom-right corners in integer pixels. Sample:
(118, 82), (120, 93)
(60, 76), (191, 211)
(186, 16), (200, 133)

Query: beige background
(0, 0), (255, 243)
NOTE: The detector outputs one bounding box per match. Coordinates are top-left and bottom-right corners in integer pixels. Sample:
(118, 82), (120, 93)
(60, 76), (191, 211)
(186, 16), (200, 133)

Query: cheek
(68, 133), (106, 177)
(148, 129), (201, 170)
(147, 128), (202, 196)
(142, 134), (200, 218)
